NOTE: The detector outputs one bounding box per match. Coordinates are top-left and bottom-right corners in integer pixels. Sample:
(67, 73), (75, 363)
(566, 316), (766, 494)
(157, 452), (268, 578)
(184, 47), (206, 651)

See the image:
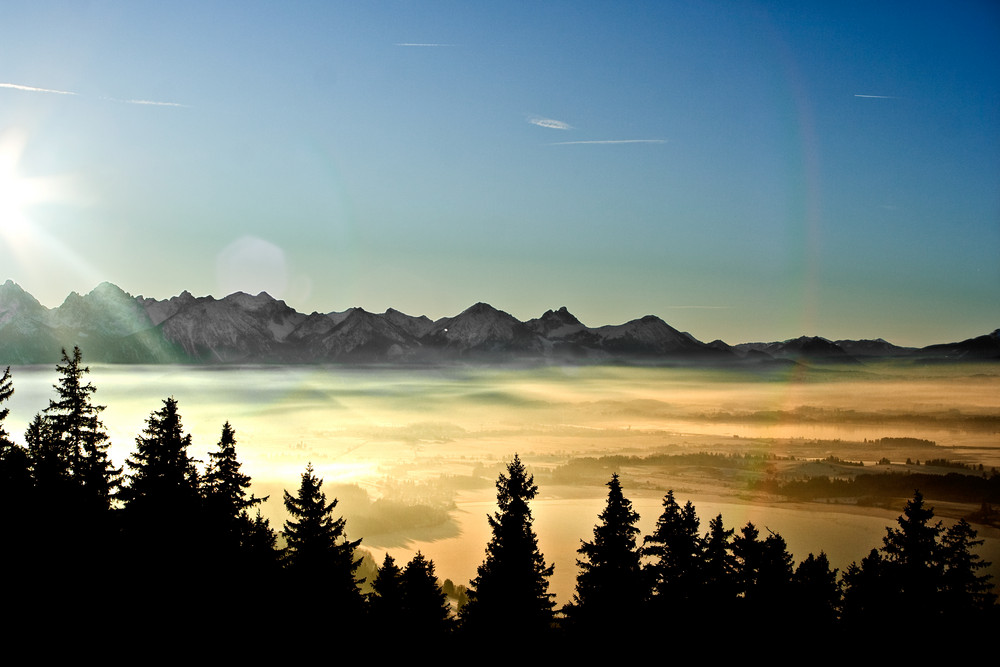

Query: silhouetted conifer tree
(401, 551), (454, 637)
(702, 513), (737, 606)
(282, 462), (365, 625)
(730, 522), (794, 628)
(0, 366), (31, 504)
(0, 372), (31, 502)
(461, 454), (554, 637)
(243, 509), (281, 573)
(0, 366), (12, 445)
(369, 553), (405, 627)
(939, 519), (996, 624)
(731, 521), (763, 598)
(758, 530), (795, 610)
(203, 421), (267, 551)
(200, 421), (276, 619)
(25, 412), (65, 491)
(120, 397), (201, 518)
(879, 489), (943, 616)
(41, 347), (120, 509)
(118, 396), (204, 612)
(791, 552), (840, 627)
(564, 473), (645, 634)
(843, 490), (997, 628)
(643, 489), (705, 624)
(0, 367), (33, 601)
(841, 548), (892, 624)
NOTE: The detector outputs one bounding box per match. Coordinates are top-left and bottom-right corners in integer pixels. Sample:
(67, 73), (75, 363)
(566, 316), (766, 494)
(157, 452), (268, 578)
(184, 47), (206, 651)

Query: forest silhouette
(0, 348), (996, 649)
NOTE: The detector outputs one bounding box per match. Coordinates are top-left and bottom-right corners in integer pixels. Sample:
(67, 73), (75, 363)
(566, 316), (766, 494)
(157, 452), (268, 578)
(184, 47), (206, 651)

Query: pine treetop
(120, 396), (199, 510)
(463, 454), (554, 634)
(281, 462), (363, 587)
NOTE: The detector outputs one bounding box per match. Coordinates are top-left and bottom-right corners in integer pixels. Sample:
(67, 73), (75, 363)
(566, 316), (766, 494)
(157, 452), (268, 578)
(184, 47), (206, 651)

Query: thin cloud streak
(113, 98), (189, 107)
(854, 94), (897, 99)
(395, 43), (451, 47)
(549, 139), (666, 145)
(0, 83), (186, 107)
(0, 82), (77, 95)
(529, 117), (573, 130)
(662, 305), (730, 309)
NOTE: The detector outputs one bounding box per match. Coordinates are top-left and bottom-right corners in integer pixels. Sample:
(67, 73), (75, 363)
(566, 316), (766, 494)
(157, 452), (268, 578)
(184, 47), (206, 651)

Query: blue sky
(1, 1), (997, 346)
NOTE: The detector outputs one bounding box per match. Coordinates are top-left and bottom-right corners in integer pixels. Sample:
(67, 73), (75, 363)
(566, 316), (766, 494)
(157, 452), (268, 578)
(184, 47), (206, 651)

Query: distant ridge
(0, 281), (996, 365)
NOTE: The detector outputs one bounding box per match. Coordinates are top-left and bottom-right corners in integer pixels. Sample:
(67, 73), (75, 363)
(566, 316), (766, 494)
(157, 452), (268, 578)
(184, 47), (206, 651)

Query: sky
(0, 1), (997, 347)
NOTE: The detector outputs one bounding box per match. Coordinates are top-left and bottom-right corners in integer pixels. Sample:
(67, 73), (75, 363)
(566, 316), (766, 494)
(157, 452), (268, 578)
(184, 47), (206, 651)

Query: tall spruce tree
(879, 489), (943, 616)
(119, 396), (203, 581)
(203, 421), (266, 549)
(200, 421), (277, 617)
(0, 366), (30, 499)
(791, 552), (840, 627)
(938, 519), (996, 623)
(643, 489), (704, 615)
(461, 454), (554, 637)
(120, 397), (200, 515)
(42, 346), (120, 509)
(25, 412), (63, 489)
(0, 366), (12, 446)
(564, 473), (645, 633)
(702, 513), (737, 605)
(852, 490), (998, 627)
(0, 366), (32, 592)
(841, 548), (888, 624)
(369, 553), (405, 627)
(282, 462), (364, 622)
(400, 551), (454, 637)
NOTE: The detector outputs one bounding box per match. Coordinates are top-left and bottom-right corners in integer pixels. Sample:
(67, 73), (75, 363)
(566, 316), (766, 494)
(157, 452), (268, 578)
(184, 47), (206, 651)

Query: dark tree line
(560, 477), (997, 642)
(0, 350), (996, 649)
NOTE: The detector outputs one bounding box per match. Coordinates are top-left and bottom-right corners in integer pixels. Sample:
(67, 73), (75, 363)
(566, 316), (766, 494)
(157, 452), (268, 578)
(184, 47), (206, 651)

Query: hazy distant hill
(0, 280), (996, 365)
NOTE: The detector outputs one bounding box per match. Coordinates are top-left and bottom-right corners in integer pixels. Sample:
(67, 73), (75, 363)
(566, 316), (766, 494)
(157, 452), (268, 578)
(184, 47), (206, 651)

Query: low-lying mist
(5, 361), (998, 604)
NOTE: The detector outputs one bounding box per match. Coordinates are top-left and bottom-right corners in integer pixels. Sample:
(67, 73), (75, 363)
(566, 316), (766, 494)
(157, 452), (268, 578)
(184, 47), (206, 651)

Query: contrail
(549, 139), (666, 145)
(1, 82), (187, 107)
(854, 94), (897, 99)
(0, 82), (77, 95)
(395, 43), (450, 47)
(112, 98), (189, 107)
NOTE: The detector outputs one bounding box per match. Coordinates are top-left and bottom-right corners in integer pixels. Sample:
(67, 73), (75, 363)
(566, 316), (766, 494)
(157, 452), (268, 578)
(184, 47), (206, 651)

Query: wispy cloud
(549, 139), (666, 145)
(395, 43), (451, 47)
(854, 94), (898, 99)
(108, 97), (189, 108)
(0, 82), (187, 108)
(0, 82), (77, 95)
(529, 117), (573, 130)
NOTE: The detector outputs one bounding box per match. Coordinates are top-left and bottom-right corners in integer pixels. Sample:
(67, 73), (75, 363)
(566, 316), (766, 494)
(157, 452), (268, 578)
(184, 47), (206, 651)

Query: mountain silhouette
(0, 281), (995, 365)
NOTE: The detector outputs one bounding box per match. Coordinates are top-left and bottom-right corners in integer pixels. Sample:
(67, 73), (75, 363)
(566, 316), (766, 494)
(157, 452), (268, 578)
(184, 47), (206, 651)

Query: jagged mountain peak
(458, 302), (506, 317)
(221, 290), (281, 310)
(0, 279), (43, 308)
(383, 308), (434, 338)
(88, 281), (131, 298)
(0, 280), (48, 331)
(3, 281), (993, 366)
(543, 306), (582, 324)
(527, 306), (585, 338)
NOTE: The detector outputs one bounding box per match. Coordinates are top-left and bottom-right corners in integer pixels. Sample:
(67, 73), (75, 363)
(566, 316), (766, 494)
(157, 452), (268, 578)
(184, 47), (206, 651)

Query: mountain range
(0, 281), (996, 365)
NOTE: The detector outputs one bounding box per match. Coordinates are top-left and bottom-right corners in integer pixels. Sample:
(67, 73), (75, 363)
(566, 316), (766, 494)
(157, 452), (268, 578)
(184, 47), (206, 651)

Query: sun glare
(0, 129), (44, 244)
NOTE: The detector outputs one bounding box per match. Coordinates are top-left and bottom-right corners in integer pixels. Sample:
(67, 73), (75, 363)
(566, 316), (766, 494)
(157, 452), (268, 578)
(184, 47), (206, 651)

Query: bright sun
(0, 128), (58, 245)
